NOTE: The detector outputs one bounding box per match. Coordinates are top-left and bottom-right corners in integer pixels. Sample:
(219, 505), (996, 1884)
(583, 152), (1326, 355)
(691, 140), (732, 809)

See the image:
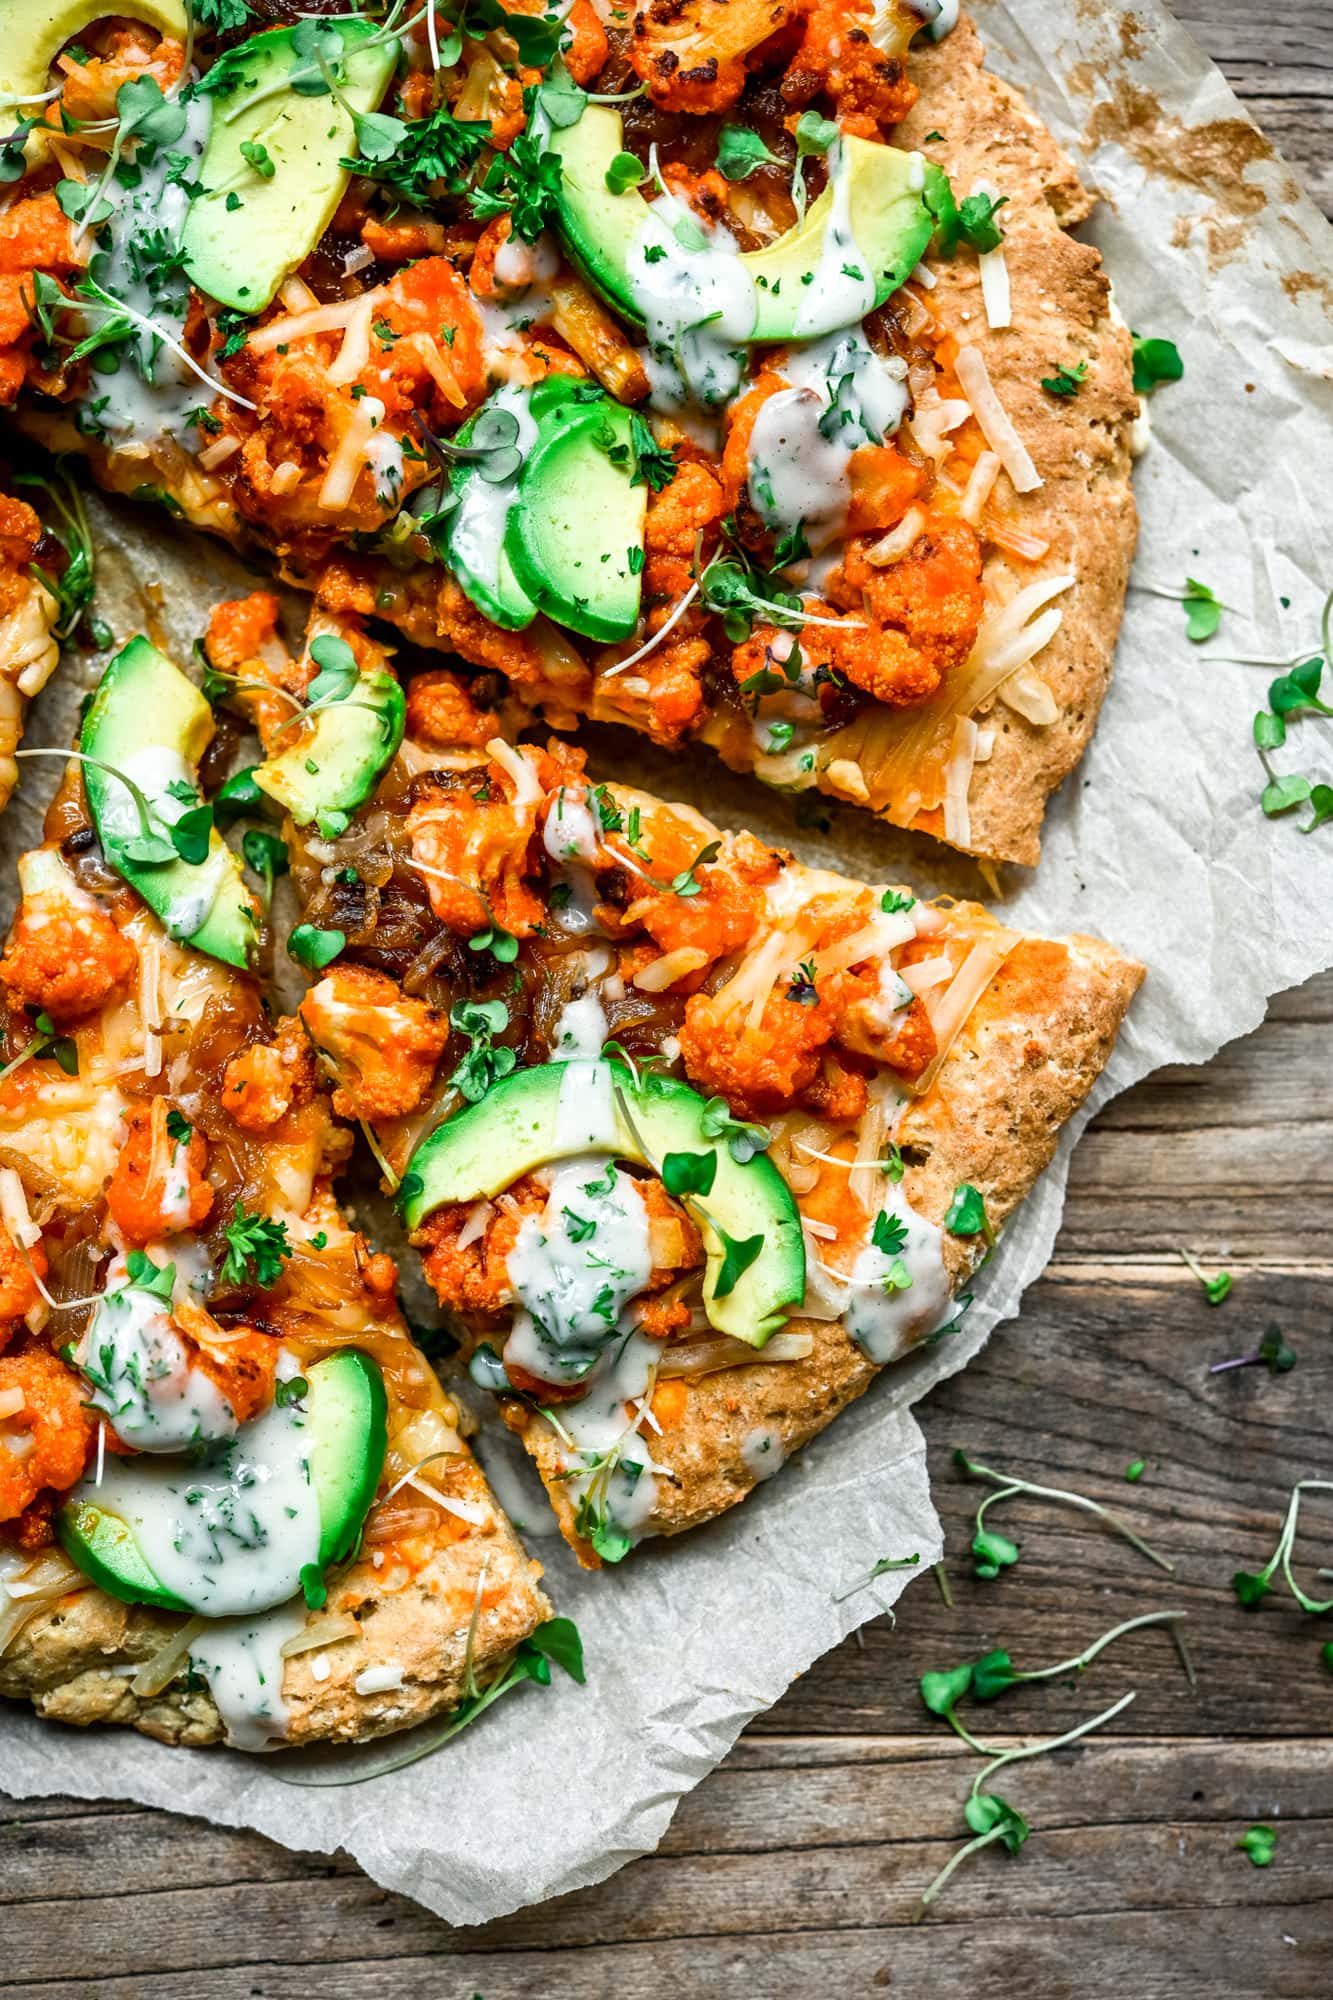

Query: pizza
(197, 588), (1142, 1568)
(0, 0), (1136, 865)
(0, 634), (558, 1751)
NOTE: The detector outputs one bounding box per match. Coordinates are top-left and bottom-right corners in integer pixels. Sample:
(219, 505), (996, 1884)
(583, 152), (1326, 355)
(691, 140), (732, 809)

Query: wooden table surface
(4, 6), (1330, 1996)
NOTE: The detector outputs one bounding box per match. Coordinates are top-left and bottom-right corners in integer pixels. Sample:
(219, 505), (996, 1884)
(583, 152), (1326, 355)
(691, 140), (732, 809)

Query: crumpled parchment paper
(2, 0), (1332, 1927)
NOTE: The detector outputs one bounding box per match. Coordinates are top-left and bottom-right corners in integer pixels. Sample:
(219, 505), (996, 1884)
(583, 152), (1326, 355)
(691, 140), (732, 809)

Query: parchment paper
(3, 0), (1332, 1927)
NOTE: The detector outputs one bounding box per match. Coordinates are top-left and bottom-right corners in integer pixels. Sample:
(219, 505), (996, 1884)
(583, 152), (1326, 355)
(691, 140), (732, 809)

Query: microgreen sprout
(412, 404), (524, 486)
(0, 1009), (78, 1083)
(913, 1688), (1140, 1920)
(1236, 1824), (1276, 1867)
(831, 1552), (921, 1604)
(954, 1447), (1175, 1574)
(1136, 576), (1226, 642)
(1210, 1323), (1297, 1375)
(1178, 1245), (1232, 1304)
(15, 459), (95, 644)
(1231, 1478), (1333, 1614)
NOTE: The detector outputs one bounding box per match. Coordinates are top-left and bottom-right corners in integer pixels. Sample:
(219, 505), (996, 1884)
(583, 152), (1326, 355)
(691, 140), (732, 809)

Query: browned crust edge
(893, 17), (1139, 865)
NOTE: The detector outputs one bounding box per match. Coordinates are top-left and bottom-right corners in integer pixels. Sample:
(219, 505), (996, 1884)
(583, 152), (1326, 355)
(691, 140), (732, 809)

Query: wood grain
(2, 7), (1330, 1995)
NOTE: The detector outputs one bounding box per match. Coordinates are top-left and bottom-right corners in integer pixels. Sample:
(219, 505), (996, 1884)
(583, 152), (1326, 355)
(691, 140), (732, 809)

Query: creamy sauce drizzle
(188, 1596), (306, 1751)
(838, 1191), (953, 1366)
(748, 327), (910, 551)
(73, 1353), (322, 1617)
(740, 1425), (785, 1482)
(75, 1256), (237, 1454)
(78, 92), (213, 448)
(504, 1156), (652, 1386)
(629, 179), (755, 412)
(447, 382), (540, 589)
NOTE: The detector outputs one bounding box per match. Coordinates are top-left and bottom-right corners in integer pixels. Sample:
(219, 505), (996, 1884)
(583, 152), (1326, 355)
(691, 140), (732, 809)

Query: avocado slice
(505, 399), (647, 644)
(58, 1351), (388, 1617)
(181, 21), (399, 314)
(550, 106), (934, 346)
(401, 1062), (805, 1346)
(253, 666), (406, 830)
(80, 636), (258, 969)
(1, 2), (186, 132)
(443, 376), (603, 631)
(443, 386), (544, 632)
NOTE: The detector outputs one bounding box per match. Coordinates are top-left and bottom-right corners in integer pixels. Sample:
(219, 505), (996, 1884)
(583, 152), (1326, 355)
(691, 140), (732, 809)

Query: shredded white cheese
(954, 345), (1042, 492)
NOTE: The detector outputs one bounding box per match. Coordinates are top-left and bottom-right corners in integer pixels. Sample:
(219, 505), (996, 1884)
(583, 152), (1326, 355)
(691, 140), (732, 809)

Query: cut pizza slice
(0, 637), (555, 1750)
(215, 598), (1145, 1569)
(2, 5), (1136, 865)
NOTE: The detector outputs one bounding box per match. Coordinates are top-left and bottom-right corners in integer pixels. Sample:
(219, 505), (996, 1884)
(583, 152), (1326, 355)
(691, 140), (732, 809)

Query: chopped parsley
(1041, 360), (1087, 398)
(221, 1203), (293, 1290)
(1130, 333), (1184, 395)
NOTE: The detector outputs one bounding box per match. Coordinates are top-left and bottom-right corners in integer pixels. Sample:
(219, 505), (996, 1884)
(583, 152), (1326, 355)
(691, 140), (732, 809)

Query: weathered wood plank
(1, 1741), (1328, 1982)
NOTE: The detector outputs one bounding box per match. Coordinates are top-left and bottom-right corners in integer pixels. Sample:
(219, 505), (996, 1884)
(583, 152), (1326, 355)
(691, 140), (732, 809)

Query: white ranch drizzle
(628, 178), (756, 412)
(188, 1596), (308, 1752)
(446, 382), (540, 591)
(543, 784), (602, 866)
(72, 1352), (322, 1617)
(740, 1425), (785, 1482)
(838, 1190), (953, 1365)
(546, 1325), (665, 1548)
(504, 1155), (652, 1388)
(747, 327), (910, 551)
(903, 0), (960, 38)
(79, 92), (214, 448)
(74, 1257), (237, 1454)
(792, 141), (882, 342)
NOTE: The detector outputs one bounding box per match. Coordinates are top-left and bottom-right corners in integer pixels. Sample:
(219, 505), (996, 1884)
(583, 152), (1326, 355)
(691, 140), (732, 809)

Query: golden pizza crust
(895, 17), (1139, 864)
(0, 1492), (551, 1748)
(518, 923), (1143, 1555)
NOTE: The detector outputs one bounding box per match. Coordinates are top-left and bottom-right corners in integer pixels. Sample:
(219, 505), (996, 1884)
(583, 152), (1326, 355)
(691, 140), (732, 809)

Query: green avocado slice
(0, 1), (186, 131)
(443, 376), (615, 632)
(504, 400), (647, 644)
(182, 21), (399, 314)
(401, 1062), (805, 1346)
(58, 1351), (388, 1616)
(253, 666), (406, 830)
(549, 105), (935, 346)
(80, 636), (258, 969)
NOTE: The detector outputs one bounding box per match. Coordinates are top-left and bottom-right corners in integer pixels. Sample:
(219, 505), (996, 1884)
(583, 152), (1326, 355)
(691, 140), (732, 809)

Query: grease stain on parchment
(1063, 64), (1290, 266)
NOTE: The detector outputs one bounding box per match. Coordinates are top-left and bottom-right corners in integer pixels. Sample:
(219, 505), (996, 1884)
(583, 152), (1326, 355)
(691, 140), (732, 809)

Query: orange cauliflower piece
(0, 1348), (92, 1522)
(407, 764), (545, 939)
(105, 1101), (213, 1247)
(825, 517), (985, 706)
(679, 980), (839, 1118)
(0, 879), (135, 1023)
(298, 967), (449, 1123)
(404, 668), (501, 750)
(189, 1326), (279, 1428)
(0, 1229), (44, 1341)
(783, 0), (918, 135)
